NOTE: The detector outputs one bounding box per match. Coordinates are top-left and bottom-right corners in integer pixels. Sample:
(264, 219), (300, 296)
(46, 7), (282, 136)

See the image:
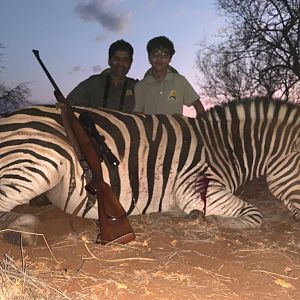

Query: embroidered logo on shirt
(125, 89), (133, 97)
(168, 89), (177, 101)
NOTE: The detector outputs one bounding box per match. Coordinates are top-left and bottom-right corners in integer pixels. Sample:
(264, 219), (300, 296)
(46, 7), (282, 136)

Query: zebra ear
(293, 136), (300, 152)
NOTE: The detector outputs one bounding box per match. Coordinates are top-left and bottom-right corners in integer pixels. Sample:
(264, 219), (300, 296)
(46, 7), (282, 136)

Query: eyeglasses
(150, 49), (170, 58)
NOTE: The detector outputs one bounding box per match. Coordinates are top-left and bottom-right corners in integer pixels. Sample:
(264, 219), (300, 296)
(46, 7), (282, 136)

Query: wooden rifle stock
(32, 49), (135, 245)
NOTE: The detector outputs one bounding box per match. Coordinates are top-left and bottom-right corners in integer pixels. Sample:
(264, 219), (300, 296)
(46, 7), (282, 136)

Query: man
(67, 40), (137, 113)
(134, 36), (204, 116)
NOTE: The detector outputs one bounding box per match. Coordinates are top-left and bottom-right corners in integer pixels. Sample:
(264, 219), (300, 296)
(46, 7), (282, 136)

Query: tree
(0, 43), (31, 115)
(197, 41), (257, 102)
(0, 82), (31, 115)
(197, 0), (300, 102)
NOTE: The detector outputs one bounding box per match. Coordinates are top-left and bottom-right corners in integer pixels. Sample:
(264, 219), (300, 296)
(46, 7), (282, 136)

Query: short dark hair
(146, 36), (175, 57)
(109, 40), (134, 61)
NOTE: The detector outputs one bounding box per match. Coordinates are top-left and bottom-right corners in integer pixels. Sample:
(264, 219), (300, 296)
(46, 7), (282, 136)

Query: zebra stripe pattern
(0, 98), (299, 244)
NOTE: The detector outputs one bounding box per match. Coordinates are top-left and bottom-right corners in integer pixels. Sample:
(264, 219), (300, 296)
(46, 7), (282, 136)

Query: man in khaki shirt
(134, 36), (204, 116)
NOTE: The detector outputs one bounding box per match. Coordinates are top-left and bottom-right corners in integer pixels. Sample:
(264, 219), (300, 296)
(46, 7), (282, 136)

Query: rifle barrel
(32, 49), (63, 96)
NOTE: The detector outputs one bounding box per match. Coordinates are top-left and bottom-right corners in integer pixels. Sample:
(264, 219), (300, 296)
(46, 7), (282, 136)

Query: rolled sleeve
(182, 77), (199, 107)
(67, 82), (90, 106)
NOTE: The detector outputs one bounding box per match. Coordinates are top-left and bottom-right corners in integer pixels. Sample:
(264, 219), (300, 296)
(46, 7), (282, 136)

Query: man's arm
(192, 99), (205, 116)
(181, 76), (205, 117)
(67, 80), (91, 107)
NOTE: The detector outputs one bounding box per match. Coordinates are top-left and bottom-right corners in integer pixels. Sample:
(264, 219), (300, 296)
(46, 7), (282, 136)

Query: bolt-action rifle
(32, 49), (135, 245)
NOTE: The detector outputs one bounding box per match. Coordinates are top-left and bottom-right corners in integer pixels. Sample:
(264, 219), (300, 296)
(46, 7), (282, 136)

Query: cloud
(92, 65), (102, 73)
(96, 31), (109, 42)
(70, 66), (83, 73)
(70, 65), (102, 74)
(174, 5), (185, 17)
(75, 0), (131, 33)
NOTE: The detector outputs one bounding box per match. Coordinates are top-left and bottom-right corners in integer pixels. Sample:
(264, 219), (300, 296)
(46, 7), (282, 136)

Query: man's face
(108, 50), (132, 78)
(149, 48), (171, 72)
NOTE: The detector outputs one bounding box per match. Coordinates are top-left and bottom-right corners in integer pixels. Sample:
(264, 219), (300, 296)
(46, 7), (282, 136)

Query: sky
(0, 0), (225, 112)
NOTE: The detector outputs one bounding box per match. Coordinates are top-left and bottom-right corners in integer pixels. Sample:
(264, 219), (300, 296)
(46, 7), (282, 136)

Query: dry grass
(0, 254), (70, 299)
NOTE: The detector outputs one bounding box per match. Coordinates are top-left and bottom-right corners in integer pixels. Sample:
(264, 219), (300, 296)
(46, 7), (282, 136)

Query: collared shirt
(134, 66), (199, 114)
(67, 69), (137, 113)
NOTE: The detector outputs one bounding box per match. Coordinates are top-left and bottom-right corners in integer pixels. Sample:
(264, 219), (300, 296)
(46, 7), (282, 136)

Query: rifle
(32, 49), (135, 245)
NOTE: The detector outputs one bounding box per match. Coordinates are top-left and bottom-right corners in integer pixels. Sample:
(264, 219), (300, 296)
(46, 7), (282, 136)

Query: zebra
(0, 98), (299, 245)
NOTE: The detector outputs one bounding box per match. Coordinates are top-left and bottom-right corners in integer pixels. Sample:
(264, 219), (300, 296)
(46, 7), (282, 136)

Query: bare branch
(0, 82), (32, 115)
(0, 43), (32, 115)
(197, 0), (300, 102)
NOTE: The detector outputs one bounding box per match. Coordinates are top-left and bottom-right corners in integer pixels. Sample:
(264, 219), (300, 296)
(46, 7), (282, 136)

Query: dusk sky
(0, 0), (225, 112)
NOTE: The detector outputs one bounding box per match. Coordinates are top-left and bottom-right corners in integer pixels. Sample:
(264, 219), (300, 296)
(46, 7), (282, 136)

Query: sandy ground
(0, 178), (299, 300)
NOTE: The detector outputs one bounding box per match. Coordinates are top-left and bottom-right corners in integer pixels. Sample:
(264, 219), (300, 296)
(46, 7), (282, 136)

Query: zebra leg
(175, 177), (262, 228)
(0, 212), (41, 245)
(205, 184), (263, 229)
(0, 155), (69, 245)
(266, 156), (300, 221)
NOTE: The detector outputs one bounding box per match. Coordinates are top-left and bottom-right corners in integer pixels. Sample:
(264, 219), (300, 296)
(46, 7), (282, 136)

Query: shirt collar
(144, 65), (178, 83)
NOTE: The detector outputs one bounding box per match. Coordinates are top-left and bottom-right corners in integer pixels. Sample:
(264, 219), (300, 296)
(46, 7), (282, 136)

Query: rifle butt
(96, 190), (135, 245)
(96, 214), (136, 245)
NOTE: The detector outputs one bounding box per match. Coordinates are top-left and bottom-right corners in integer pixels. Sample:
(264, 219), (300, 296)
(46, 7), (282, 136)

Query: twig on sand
(82, 243), (155, 262)
(0, 228), (60, 263)
(251, 269), (299, 280)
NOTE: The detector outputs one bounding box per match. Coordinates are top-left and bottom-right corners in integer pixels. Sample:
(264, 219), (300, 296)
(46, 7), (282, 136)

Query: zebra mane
(207, 97), (298, 112)
(202, 97), (300, 123)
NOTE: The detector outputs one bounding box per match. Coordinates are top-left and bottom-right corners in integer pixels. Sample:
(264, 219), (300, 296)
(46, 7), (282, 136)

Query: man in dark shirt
(67, 40), (137, 113)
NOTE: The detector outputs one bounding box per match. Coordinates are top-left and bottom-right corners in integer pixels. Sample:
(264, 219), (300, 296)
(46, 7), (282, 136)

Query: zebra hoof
(188, 209), (204, 220)
(205, 215), (261, 230)
(293, 213), (300, 222)
(3, 214), (41, 246)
